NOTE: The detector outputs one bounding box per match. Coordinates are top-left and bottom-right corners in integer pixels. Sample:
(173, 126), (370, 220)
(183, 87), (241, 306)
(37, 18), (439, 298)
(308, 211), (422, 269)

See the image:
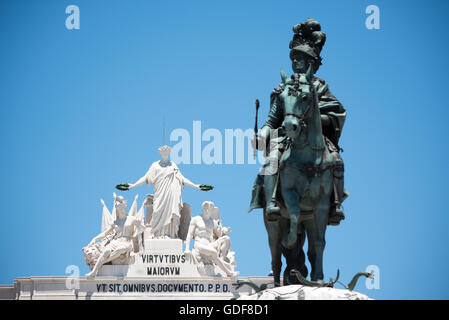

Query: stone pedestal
(1, 239), (251, 300)
(3, 276), (272, 300)
(97, 239), (227, 278)
(0, 277), (372, 300)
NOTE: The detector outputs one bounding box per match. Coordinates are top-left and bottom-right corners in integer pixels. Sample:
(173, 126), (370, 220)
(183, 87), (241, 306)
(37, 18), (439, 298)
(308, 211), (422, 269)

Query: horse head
(281, 64), (315, 140)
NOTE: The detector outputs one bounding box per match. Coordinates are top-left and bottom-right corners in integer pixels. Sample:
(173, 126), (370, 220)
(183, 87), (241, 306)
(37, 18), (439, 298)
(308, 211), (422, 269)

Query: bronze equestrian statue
(249, 18), (348, 286)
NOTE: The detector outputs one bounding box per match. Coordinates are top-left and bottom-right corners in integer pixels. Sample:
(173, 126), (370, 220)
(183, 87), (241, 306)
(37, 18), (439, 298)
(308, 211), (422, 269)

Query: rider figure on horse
(249, 18), (348, 225)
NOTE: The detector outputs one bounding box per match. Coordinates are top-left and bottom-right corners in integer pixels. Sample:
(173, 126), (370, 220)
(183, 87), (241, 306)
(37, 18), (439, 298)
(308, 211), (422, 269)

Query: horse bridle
(283, 80), (324, 152)
(284, 80), (314, 131)
(284, 106), (311, 130)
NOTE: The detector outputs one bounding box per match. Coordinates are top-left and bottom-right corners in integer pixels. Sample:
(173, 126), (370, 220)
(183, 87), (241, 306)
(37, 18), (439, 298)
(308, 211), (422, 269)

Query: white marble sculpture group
(82, 145), (238, 278)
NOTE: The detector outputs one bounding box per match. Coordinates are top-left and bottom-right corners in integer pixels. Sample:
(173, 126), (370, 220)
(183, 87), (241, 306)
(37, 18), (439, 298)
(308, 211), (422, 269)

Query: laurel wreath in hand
(115, 183), (130, 191)
(199, 184), (214, 191)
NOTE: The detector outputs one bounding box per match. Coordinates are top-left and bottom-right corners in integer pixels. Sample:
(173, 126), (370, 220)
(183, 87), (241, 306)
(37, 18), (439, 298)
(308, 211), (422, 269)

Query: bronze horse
(264, 64), (336, 284)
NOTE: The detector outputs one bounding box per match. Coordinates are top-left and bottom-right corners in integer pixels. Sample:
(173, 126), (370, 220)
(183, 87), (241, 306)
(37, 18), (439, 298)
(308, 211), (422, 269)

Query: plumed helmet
(289, 18), (326, 71)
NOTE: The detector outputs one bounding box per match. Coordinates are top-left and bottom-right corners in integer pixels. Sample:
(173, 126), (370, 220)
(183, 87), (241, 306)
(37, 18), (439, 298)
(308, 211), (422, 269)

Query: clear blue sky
(1, 0), (448, 299)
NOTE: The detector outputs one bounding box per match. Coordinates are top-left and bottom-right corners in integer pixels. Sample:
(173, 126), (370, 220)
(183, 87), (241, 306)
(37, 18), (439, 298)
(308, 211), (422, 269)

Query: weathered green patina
(249, 19), (349, 285)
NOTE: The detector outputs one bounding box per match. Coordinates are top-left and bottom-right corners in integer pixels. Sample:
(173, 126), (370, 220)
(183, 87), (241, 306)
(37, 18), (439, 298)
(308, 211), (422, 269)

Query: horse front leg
(282, 229), (307, 285)
(280, 186), (300, 249)
(264, 210), (282, 286)
(311, 194), (330, 281)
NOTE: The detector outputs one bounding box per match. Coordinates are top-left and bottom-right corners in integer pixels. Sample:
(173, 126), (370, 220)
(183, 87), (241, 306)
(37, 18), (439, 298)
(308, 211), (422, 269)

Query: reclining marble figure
(184, 201), (238, 278)
(83, 193), (145, 278)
